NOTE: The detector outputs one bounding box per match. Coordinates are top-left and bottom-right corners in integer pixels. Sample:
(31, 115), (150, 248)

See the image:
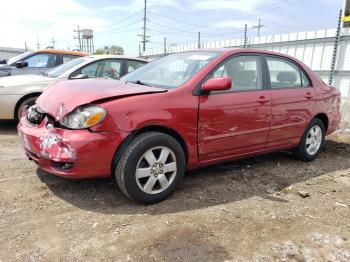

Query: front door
(198, 55), (271, 162)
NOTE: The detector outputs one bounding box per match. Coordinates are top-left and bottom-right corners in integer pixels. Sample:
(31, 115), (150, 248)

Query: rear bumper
(17, 116), (127, 178)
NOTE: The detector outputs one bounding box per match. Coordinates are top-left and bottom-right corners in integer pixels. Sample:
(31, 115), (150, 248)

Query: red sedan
(18, 49), (342, 204)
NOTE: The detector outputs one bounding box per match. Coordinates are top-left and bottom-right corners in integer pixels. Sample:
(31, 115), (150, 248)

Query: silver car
(0, 49), (87, 77)
(0, 55), (147, 119)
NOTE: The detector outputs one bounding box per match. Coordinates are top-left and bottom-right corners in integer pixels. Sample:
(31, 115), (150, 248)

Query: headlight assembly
(60, 105), (106, 129)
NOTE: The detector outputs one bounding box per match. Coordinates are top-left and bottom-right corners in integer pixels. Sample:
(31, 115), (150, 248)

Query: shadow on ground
(0, 120), (17, 135)
(35, 138), (350, 215)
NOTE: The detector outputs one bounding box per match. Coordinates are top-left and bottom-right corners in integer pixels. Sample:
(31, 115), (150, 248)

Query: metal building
(0, 47), (26, 60)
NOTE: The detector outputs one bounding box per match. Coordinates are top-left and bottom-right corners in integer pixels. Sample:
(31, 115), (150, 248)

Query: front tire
(16, 96), (38, 120)
(114, 132), (186, 204)
(292, 118), (325, 161)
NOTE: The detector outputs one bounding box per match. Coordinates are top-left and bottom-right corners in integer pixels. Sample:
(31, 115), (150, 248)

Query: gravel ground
(0, 120), (349, 262)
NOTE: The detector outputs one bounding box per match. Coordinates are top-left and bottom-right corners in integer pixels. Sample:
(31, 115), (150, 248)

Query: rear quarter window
(63, 55), (80, 64)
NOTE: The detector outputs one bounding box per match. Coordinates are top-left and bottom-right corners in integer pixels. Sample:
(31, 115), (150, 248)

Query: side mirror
(0, 59), (7, 64)
(70, 74), (88, 80)
(15, 61), (28, 68)
(201, 77), (232, 92)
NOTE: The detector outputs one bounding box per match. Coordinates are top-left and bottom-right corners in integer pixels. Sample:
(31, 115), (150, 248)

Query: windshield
(7, 51), (33, 65)
(45, 57), (88, 78)
(121, 51), (220, 89)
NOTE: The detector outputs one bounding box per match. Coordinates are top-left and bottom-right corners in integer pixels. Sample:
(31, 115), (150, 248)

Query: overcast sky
(0, 0), (344, 53)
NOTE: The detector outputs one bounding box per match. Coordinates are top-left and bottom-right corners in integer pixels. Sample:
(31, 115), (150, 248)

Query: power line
(149, 20), (197, 35)
(149, 0), (304, 32)
(96, 27), (141, 34)
(149, 20), (243, 38)
(148, 28), (197, 39)
(104, 10), (143, 29)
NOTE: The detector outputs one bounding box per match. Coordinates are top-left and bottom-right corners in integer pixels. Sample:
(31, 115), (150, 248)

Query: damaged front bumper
(17, 116), (127, 178)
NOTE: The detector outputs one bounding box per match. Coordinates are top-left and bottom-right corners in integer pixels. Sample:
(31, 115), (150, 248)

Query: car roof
(189, 48), (300, 60)
(37, 49), (88, 56)
(85, 55), (148, 62)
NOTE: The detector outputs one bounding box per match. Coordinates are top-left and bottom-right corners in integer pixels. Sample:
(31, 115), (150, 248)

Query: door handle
(304, 92), (314, 99)
(257, 96), (270, 103)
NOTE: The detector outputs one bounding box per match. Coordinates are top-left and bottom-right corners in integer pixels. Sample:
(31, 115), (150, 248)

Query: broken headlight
(27, 105), (44, 125)
(60, 105), (106, 129)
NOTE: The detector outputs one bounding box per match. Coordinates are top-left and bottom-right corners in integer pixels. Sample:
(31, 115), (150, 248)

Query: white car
(0, 55), (147, 119)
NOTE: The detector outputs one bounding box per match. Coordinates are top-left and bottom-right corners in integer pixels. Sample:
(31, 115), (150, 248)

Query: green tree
(94, 48), (106, 55)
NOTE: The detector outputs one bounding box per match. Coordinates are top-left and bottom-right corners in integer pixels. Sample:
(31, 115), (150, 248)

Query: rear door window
(266, 57), (302, 89)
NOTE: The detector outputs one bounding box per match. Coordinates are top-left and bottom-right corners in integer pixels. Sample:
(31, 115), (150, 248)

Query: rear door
(264, 55), (315, 148)
(198, 54), (271, 162)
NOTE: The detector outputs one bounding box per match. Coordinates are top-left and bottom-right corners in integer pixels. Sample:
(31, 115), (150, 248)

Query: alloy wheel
(305, 125), (322, 155)
(135, 146), (177, 194)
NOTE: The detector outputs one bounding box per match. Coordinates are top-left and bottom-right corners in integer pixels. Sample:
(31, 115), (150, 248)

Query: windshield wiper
(127, 80), (153, 87)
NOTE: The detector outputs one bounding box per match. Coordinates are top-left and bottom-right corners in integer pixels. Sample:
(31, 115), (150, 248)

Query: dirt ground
(0, 120), (349, 262)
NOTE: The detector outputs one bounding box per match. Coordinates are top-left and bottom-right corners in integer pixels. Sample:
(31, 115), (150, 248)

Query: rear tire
(292, 118), (325, 161)
(16, 96), (38, 120)
(114, 132), (185, 204)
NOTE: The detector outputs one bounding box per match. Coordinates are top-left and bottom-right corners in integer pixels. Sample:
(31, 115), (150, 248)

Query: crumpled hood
(36, 79), (166, 120)
(0, 74), (54, 87)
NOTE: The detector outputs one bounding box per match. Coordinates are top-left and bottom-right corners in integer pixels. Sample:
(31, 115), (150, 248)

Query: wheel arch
(14, 92), (42, 119)
(111, 125), (189, 176)
(313, 113), (329, 132)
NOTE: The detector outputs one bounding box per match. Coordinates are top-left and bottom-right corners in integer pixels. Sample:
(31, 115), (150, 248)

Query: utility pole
(243, 24), (248, 48)
(92, 37), (95, 54)
(252, 18), (264, 37)
(164, 37), (167, 54)
(74, 25), (82, 51)
(36, 35), (41, 50)
(138, 0), (149, 52)
(143, 0), (147, 51)
(24, 41), (28, 51)
(329, 9), (343, 85)
(139, 43), (141, 57)
(51, 37), (56, 48)
(197, 31), (201, 49)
